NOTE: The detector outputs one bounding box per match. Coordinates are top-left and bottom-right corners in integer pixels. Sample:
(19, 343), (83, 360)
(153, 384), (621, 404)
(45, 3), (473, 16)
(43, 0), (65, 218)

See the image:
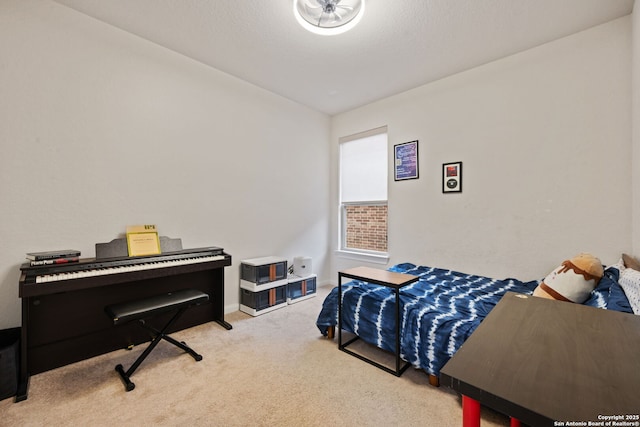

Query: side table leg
(462, 395), (481, 427)
(338, 273), (343, 349)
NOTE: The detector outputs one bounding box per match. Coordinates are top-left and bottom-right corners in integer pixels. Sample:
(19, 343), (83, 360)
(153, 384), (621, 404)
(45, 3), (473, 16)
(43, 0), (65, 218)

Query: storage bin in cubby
(287, 274), (317, 304)
(239, 284), (287, 316)
(240, 256), (287, 286)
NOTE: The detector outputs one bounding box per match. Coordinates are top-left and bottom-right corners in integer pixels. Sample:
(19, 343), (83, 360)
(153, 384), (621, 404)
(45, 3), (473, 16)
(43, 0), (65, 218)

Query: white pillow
(610, 258), (625, 272)
(619, 268), (640, 315)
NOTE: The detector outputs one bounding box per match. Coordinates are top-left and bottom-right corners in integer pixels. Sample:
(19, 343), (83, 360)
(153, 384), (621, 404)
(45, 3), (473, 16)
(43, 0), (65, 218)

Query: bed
(316, 262), (633, 384)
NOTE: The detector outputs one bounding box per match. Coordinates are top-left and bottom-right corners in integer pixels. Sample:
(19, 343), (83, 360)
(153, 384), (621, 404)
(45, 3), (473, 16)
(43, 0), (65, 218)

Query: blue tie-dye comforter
(316, 263), (539, 377)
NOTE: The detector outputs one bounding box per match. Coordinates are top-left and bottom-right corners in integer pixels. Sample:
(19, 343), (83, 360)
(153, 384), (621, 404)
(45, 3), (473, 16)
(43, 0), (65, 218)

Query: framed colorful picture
(394, 140), (419, 181)
(442, 162), (462, 193)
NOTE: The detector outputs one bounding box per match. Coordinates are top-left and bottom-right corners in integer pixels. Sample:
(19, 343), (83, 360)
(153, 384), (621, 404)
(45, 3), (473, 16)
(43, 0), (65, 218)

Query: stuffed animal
(532, 253), (603, 303)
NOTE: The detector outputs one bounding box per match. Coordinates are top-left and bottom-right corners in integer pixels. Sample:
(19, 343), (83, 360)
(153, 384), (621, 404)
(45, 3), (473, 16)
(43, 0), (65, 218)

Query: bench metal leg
(115, 306), (203, 392)
(162, 334), (203, 361)
(115, 364), (136, 391)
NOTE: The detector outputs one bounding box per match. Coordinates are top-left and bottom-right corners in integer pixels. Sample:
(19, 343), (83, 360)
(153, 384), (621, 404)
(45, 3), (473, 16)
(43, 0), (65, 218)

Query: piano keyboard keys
(35, 254), (225, 283)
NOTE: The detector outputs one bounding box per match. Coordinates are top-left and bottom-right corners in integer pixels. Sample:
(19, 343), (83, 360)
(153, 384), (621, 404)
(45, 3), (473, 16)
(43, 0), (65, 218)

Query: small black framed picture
(442, 162), (462, 193)
(394, 140), (419, 181)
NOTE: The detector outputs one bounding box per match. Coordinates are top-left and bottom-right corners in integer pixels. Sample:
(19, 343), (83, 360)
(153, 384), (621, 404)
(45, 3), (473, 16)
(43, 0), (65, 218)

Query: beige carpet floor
(0, 284), (512, 426)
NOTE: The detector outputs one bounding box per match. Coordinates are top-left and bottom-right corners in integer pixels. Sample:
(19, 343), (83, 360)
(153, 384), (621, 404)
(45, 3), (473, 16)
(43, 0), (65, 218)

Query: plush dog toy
(532, 253), (603, 303)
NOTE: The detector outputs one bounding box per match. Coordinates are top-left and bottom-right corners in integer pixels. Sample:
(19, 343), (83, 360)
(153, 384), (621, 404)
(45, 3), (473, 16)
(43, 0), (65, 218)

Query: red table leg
(462, 395), (481, 427)
(510, 418), (521, 427)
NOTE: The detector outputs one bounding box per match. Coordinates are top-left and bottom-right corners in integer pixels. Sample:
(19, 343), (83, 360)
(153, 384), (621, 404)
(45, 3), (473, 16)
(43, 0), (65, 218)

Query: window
(339, 127), (388, 257)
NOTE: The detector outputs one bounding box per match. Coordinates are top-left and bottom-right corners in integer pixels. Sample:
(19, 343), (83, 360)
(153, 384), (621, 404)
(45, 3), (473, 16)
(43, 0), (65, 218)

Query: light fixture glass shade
(293, 0), (365, 36)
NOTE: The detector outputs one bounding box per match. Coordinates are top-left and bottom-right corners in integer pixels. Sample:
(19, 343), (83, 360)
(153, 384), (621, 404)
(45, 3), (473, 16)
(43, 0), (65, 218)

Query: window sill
(335, 249), (389, 265)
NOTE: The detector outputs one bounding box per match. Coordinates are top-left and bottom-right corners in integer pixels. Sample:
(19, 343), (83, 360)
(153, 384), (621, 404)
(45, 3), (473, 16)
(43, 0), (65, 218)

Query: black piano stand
(105, 289), (209, 392)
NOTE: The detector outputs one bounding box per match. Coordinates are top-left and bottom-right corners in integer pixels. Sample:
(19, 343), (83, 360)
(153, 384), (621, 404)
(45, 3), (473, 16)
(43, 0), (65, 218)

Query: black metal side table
(338, 266), (418, 376)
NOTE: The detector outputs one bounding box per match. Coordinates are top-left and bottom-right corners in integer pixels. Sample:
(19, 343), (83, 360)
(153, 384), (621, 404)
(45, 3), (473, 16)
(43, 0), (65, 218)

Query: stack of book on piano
(26, 249), (81, 266)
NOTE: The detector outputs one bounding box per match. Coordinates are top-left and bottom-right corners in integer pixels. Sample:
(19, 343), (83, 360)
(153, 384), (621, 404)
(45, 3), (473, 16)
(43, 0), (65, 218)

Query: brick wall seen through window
(345, 204), (387, 252)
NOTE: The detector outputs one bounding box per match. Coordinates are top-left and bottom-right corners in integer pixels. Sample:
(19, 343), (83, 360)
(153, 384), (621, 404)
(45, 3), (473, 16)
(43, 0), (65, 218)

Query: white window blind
(340, 131), (387, 202)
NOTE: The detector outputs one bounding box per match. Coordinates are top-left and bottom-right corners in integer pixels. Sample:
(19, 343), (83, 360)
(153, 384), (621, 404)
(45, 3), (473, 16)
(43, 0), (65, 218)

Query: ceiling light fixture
(293, 0), (365, 36)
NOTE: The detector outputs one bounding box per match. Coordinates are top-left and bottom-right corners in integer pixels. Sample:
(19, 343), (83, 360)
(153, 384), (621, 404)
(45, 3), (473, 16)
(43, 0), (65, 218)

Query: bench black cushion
(106, 289), (209, 326)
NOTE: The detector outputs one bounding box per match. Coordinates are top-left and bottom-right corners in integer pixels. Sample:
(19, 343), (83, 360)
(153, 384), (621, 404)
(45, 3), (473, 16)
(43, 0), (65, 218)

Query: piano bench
(104, 289), (209, 392)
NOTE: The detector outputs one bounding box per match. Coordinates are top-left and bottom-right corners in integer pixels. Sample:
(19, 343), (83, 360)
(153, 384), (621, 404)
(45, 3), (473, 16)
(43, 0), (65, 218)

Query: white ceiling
(52, 0), (634, 116)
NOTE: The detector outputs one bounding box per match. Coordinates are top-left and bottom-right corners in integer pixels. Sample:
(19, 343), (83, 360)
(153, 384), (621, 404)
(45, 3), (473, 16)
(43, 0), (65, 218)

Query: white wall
(331, 17), (632, 281)
(0, 0), (331, 329)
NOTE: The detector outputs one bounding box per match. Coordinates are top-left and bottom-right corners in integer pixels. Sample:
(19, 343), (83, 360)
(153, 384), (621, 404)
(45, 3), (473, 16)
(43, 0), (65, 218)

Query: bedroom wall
(0, 0), (331, 329)
(330, 17), (632, 281)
